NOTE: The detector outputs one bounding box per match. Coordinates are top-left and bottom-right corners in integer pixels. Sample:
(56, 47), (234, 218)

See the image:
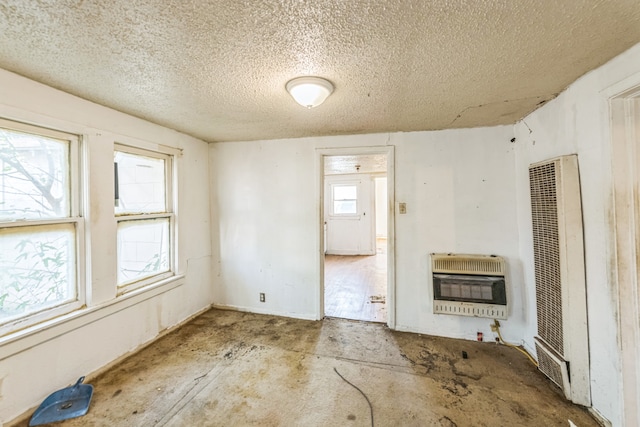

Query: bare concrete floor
(15, 309), (598, 427)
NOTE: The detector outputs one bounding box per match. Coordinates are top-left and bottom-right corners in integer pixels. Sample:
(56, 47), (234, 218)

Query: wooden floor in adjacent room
(324, 239), (387, 323)
(12, 309), (599, 427)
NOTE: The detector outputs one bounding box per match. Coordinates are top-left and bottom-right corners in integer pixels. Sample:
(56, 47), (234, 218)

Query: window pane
(333, 200), (357, 214)
(333, 185), (357, 214)
(117, 218), (170, 285)
(115, 151), (166, 215)
(334, 185), (357, 201)
(0, 127), (70, 220)
(0, 224), (76, 323)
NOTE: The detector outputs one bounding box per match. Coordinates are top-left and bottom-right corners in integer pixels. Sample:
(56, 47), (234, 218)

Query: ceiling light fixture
(286, 76), (334, 108)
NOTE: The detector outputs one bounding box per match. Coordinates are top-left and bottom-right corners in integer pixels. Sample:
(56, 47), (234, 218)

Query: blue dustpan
(29, 376), (93, 426)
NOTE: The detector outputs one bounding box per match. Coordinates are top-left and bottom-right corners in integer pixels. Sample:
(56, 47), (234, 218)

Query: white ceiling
(1, 1), (640, 143)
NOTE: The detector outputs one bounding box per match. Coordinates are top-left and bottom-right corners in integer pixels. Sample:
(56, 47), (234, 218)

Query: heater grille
(431, 254), (505, 275)
(529, 162), (564, 355)
(536, 342), (564, 387)
(431, 254), (508, 320)
(433, 301), (508, 319)
(535, 337), (571, 399)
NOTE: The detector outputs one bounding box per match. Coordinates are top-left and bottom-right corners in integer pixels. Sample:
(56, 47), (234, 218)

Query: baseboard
(212, 303), (318, 321)
(587, 408), (612, 427)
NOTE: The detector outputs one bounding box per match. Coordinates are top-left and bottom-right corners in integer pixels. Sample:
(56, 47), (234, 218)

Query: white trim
(212, 303), (317, 321)
(116, 213), (173, 221)
(0, 274), (184, 361)
(114, 138), (183, 157)
(316, 144), (396, 328)
(588, 408), (613, 427)
(70, 133), (81, 218)
(386, 146), (396, 329)
(0, 217), (81, 228)
(316, 151), (325, 320)
(171, 147), (181, 274)
(0, 117), (80, 142)
(77, 133), (89, 310)
(117, 271), (175, 295)
(600, 70), (640, 99)
(114, 142), (173, 159)
(605, 70), (640, 427)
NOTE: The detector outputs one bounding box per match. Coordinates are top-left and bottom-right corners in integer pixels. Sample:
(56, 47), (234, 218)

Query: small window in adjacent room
(0, 118), (82, 334)
(114, 145), (174, 290)
(332, 184), (357, 215)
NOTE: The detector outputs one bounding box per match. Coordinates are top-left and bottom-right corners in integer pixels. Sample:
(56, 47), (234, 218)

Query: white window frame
(0, 118), (84, 336)
(114, 143), (175, 293)
(330, 183), (359, 217)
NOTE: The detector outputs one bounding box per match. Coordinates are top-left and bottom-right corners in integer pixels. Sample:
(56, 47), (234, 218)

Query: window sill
(0, 275), (185, 361)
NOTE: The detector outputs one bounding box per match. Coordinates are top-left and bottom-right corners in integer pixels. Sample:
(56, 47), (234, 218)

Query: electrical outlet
(399, 203), (407, 214)
(259, 293), (265, 303)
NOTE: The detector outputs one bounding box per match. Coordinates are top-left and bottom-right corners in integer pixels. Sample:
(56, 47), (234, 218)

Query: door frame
(606, 72), (640, 426)
(316, 145), (395, 328)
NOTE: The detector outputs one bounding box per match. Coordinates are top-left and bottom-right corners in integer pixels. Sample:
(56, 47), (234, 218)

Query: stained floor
(14, 309), (598, 427)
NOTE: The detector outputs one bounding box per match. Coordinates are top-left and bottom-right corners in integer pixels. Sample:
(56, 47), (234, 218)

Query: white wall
(210, 126), (524, 341)
(514, 41), (640, 427)
(0, 69), (213, 424)
(392, 128), (521, 337)
(210, 136), (323, 319)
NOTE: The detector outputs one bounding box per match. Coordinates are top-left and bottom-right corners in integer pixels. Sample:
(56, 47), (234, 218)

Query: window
(114, 145), (173, 290)
(332, 184), (357, 215)
(0, 119), (82, 332)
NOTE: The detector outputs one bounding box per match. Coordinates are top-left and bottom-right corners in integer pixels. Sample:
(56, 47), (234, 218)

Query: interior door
(325, 175), (375, 255)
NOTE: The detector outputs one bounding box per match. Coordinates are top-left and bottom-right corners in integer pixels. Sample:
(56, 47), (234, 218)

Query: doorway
(320, 149), (392, 324)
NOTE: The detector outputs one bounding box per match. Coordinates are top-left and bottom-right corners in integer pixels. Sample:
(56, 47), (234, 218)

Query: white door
(325, 175), (375, 255)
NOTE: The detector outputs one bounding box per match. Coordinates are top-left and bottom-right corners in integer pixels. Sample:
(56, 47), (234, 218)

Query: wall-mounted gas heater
(431, 253), (508, 320)
(529, 155), (590, 406)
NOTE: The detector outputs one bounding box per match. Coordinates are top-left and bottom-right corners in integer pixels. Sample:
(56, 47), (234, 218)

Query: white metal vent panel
(529, 161), (564, 355)
(431, 254), (505, 275)
(433, 300), (508, 320)
(535, 336), (571, 400)
(528, 155), (590, 406)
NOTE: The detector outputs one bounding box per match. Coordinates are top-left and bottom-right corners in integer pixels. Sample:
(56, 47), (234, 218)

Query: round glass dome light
(286, 76), (334, 108)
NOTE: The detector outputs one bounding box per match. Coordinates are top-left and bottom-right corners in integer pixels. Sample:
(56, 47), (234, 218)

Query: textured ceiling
(1, 1), (640, 143)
